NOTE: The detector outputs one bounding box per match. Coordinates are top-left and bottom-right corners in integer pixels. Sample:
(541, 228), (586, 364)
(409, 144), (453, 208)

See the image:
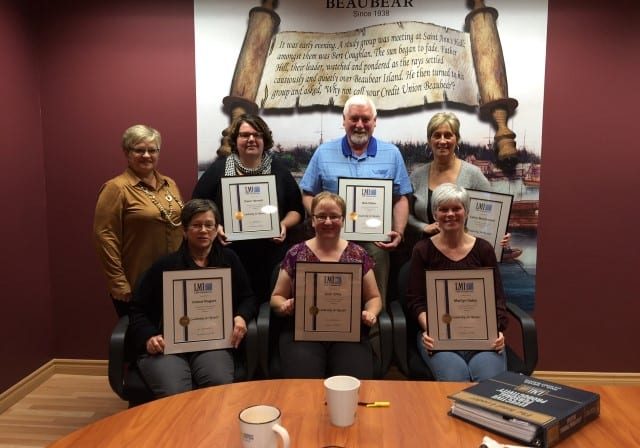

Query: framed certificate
(294, 262), (362, 342)
(162, 268), (233, 354)
(220, 175), (280, 241)
(338, 177), (392, 242)
(425, 268), (498, 351)
(466, 189), (513, 262)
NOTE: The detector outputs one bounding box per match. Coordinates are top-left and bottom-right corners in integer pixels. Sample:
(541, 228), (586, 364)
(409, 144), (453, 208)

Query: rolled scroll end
(480, 98), (519, 172)
(223, 96), (259, 116)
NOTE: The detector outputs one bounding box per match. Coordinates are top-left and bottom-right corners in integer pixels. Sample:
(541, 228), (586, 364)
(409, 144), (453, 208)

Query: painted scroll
(256, 23), (478, 110)
(221, 0), (518, 160)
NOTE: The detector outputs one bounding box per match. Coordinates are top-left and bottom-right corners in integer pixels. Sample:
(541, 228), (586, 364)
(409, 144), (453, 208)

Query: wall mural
(194, 0), (548, 312)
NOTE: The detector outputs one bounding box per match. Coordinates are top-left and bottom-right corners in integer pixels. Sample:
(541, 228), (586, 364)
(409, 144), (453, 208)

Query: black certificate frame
(338, 177), (392, 242)
(465, 189), (514, 262)
(220, 174), (280, 241)
(162, 268), (233, 354)
(425, 268), (498, 351)
(294, 261), (362, 342)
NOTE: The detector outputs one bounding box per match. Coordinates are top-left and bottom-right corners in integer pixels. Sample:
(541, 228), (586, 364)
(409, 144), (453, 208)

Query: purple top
(282, 241), (374, 278)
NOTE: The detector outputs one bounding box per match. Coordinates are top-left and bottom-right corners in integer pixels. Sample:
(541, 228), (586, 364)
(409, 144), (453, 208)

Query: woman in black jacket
(129, 199), (258, 398)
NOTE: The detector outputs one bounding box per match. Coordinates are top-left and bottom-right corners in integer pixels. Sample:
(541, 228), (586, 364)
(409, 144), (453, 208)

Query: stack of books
(448, 371), (600, 447)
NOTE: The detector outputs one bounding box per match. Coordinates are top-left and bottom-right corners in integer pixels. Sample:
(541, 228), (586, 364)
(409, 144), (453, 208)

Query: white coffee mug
(239, 404), (290, 448)
(324, 375), (361, 427)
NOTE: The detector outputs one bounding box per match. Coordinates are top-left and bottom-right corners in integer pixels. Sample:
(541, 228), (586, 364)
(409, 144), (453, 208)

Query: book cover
(449, 371), (600, 447)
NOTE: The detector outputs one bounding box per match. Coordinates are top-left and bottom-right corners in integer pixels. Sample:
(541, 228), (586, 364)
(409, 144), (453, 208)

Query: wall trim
(0, 359), (107, 414)
(2, 360), (639, 414)
(533, 370), (640, 386)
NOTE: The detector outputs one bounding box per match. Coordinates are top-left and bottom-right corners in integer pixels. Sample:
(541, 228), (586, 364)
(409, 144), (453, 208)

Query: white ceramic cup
(324, 375), (361, 427)
(239, 405), (290, 448)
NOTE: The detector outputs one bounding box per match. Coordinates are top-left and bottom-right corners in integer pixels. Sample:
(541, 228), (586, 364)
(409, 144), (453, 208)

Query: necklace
(137, 184), (184, 228)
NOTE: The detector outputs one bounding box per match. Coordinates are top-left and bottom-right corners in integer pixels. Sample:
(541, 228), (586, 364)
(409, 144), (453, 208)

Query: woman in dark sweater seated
(129, 199), (257, 398)
(406, 183), (508, 382)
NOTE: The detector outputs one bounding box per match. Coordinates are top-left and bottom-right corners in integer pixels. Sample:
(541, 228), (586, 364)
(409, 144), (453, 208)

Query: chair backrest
(397, 261), (420, 338)
(257, 263), (285, 378)
(396, 261), (410, 306)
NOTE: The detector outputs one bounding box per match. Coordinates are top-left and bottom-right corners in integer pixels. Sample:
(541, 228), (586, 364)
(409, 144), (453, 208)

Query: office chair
(108, 314), (258, 407)
(389, 261), (538, 380)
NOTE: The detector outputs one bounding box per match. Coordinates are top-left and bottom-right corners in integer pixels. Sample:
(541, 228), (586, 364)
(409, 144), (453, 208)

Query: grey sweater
(407, 160), (491, 233)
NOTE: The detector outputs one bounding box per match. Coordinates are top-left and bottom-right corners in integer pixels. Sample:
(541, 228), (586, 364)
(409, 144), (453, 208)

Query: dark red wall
(536, 0), (640, 371)
(0, 2), (53, 392)
(1, 0), (638, 392)
(35, 0), (198, 361)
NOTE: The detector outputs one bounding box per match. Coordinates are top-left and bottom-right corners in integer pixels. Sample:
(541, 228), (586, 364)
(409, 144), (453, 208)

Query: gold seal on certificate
(162, 268), (234, 355)
(220, 175), (280, 241)
(294, 262), (362, 342)
(426, 269), (498, 351)
(338, 178), (392, 242)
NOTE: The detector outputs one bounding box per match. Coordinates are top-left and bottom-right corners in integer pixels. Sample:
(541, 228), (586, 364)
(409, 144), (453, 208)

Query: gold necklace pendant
(137, 184), (182, 228)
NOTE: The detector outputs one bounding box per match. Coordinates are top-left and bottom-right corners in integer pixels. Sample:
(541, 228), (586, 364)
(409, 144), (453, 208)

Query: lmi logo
(193, 282), (213, 293)
(324, 275), (342, 286)
(244, 185), (261, 194)
(475, 201), (493, 212)
(360, 188), (378, 197)
(455, 282), (474, 292)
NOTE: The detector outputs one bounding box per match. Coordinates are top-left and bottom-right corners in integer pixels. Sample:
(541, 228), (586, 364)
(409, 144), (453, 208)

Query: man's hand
(374, 230), (402, 250)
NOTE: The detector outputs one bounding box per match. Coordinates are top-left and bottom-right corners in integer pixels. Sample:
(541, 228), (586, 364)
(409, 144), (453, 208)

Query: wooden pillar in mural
(466, 0), (518, 164)
(219, 0), (280, 156)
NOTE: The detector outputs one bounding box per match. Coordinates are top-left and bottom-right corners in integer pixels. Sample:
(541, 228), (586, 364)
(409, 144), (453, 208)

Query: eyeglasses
(188, 223), (216, 231)
(130, 148), (159, 156)
(238, 132), (264, 140)
(313, 214), (343, 222)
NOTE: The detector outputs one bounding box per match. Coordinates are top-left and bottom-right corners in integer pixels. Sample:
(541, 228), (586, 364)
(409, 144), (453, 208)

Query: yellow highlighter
(358, 401), (390, 408)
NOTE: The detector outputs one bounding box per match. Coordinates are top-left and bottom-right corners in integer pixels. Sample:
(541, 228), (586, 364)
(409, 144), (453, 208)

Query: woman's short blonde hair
(122, 124), (161, 151)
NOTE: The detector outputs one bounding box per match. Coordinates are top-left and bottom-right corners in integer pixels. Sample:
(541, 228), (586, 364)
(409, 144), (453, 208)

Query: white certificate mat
(338, 177), (392, 242)
(294, 262), (362, 342)
(426, 269), (498, 351)
(162, 268), (233, 354)
(465, 189), (513, 262)
(221, 174), (280, 241)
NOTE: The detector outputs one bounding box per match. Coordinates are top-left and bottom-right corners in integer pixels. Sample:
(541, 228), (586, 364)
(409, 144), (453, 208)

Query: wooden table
(50, 379), (640, 447)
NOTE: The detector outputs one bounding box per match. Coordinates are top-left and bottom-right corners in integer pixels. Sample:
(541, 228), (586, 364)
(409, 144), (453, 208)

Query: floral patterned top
(281, 241), (374, 279)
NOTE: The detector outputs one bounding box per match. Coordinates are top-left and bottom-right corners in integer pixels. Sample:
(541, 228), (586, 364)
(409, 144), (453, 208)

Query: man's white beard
(349, 132), (369, 148)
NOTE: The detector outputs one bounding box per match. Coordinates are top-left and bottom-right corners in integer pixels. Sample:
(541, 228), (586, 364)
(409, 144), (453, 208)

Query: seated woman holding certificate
(192, 114), (304, 304)
(129, 199), (258, 398)
(405, 183), (508, 382)
(270, 192), (382, 379)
